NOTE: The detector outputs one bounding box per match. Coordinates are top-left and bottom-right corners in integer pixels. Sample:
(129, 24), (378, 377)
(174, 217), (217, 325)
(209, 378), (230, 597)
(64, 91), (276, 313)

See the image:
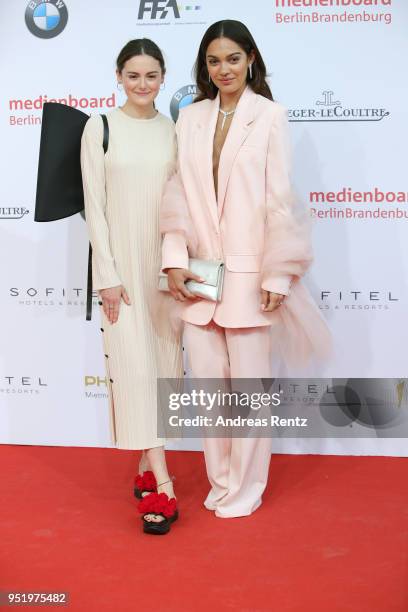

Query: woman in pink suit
(160, 20), (331, 518)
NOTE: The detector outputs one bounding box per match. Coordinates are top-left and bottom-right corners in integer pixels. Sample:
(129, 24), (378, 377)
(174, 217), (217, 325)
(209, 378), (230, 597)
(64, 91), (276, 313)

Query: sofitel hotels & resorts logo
(288, 90), (389, 122)
(318, 289), (400, 311)
(0, 376), (48, 396)
(8, 286), (99, 311)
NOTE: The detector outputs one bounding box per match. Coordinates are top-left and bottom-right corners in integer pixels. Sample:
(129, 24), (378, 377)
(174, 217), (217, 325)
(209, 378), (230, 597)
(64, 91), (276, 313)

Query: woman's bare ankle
(157, 480), (176, 500)
(138, 453), (150, 475)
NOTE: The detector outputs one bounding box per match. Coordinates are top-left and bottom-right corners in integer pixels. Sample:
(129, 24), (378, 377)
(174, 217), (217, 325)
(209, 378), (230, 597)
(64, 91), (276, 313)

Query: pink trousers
(183, 321), (273, 518)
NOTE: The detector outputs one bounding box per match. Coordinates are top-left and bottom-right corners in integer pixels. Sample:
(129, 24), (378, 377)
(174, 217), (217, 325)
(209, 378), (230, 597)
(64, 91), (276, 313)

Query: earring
(208, 72), (211, 84)
(160, 82), (165, 90)
(248, 64), (253, 80)
(117, 82), (123, 91)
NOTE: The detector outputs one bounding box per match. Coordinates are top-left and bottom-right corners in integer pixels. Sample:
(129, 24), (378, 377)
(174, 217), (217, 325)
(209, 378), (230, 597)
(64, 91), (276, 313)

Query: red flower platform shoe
(137, 492), (179, 535)
(133, 470), (157, 499)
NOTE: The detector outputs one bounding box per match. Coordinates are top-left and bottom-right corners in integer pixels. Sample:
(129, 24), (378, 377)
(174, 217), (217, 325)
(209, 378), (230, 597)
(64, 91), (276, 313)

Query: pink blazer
(160, 86), (331, 363)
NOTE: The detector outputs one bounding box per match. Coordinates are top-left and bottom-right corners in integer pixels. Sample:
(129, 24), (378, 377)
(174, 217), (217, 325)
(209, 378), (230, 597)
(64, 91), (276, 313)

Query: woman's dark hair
(116, 38), (166, 74)
(193, 20), (273, 102)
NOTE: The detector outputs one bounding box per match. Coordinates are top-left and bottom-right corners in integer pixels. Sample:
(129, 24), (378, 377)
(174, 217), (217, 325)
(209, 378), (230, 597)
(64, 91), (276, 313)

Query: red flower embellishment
(134, 470), (157, 492)
(137, 492), (177, 518)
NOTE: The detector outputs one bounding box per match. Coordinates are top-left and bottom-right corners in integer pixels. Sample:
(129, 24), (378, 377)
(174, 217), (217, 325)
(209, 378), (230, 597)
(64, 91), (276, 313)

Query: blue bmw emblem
(170, 85), (198, 122)
(25, 0), (68, 39)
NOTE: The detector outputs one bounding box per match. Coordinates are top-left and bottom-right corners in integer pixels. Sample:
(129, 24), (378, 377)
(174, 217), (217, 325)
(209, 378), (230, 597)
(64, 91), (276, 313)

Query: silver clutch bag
(158, 258), (225, 302)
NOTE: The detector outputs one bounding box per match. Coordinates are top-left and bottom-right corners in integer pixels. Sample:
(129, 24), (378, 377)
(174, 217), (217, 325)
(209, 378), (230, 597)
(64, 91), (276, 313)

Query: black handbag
(34, 102), (109, 320)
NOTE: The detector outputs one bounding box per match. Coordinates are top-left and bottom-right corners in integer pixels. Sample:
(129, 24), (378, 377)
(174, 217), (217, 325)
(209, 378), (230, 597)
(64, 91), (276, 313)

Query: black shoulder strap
(85, 114), (109, 321)
(101, 114), (109, 154)
(86, 241), (93, 321)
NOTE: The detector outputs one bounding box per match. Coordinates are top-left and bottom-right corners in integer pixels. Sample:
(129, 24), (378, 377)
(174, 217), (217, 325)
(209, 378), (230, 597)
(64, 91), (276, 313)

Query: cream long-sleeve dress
(80, 108), (183, 450)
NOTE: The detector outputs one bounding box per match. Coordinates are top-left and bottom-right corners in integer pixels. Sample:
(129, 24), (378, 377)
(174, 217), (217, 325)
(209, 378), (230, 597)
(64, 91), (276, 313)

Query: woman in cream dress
(81, 39), (182, 532)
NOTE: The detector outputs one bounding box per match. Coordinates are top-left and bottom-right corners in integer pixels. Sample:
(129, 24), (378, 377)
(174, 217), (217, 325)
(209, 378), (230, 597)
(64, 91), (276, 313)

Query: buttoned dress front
(81, 108), (183, 450)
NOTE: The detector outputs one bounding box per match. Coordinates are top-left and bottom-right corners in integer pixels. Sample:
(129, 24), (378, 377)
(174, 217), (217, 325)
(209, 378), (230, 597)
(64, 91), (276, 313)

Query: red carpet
(1, 445), (406, 612)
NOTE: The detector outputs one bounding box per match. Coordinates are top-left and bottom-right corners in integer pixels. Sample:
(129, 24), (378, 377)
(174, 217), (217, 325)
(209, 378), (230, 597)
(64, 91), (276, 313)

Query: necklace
(218, 108), (236, 130)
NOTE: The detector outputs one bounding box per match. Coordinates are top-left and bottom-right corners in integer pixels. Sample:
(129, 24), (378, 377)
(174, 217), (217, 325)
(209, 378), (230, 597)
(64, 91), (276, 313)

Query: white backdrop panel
(0, 0), (407, 455)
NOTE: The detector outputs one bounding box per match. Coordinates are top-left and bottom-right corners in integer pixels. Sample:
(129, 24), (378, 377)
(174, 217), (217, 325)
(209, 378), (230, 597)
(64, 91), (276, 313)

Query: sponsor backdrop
(1, 0), (407, 456)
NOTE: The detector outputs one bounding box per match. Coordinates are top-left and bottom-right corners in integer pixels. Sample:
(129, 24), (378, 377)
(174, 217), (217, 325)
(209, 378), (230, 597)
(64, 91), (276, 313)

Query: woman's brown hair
(116, 38), (166, 75)
(193, 20), (273, 103)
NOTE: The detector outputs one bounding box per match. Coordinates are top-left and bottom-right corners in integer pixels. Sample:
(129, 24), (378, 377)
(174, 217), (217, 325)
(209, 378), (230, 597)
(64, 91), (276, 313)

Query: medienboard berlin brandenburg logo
(25, 0), (68, 39)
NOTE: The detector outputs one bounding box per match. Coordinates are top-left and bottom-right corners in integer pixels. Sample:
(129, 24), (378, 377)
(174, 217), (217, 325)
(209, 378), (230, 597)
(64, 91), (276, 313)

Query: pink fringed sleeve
(262, 105), (332, 367)
(261, 105), (313, 295)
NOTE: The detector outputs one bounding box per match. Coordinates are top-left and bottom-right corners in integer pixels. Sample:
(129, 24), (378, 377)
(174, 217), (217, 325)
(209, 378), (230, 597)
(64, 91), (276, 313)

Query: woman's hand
(166, 268), (204, 301)
(99, 285), (131, 324)
(260, 289), (285, 312)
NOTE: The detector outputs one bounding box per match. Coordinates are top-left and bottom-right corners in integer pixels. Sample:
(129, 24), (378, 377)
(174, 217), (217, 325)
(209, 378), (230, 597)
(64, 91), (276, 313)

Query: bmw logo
(25, 0), (68, 39)
(170, 84), (197, 122)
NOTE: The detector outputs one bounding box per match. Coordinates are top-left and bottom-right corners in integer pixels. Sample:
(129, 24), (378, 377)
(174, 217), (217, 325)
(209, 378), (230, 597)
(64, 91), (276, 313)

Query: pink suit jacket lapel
(193, 94), (220, 232)
(193, 86), (258, 228)
(217, 86), (257, 218)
